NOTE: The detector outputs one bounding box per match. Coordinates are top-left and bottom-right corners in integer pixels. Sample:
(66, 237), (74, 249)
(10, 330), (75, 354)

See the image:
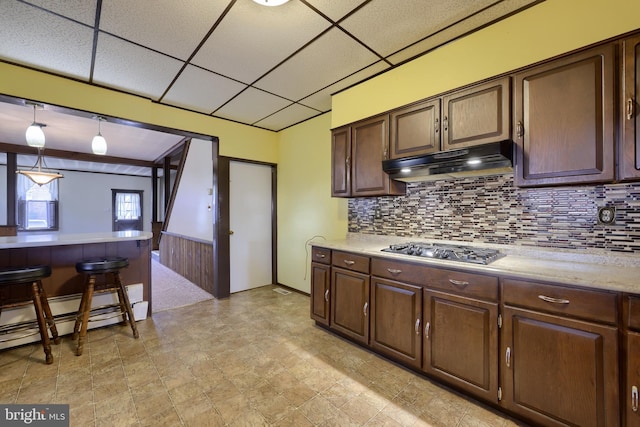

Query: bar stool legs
(0, 265), (59, 365)
(73, 258), (139, 356)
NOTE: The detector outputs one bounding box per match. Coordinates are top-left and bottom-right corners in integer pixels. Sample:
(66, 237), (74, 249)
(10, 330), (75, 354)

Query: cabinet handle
(424, 322), (430, 339)
(346, 156), (350, 168)
(363, 302), (368, 316)
(448, 279), (469, 288)
(343, 260), (355, 266)
(415, 318), (420, 335)
(324, 289), (329, 302)
(383, 148), (388, 160)
(387, 268), (402, 275)
(538, 295), (570, 305)
(506, 346), (511, 368)
(315, 253), (326, 259)
(443, 116), (448, 132)
(435, 118), (439, 134)
(633, 385), (639, 412)
(516, 121), (524, 138)
(628, 98), (635, 120)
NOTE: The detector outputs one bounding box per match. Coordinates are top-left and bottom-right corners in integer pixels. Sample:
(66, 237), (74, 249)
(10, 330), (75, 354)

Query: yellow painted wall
(276, 112), (347, 293)
(332, 0), (640, 127)
(0, 62), (278, 162)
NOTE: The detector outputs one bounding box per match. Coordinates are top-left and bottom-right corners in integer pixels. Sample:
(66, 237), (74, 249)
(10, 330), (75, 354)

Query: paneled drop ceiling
(0, 0), (541, 171)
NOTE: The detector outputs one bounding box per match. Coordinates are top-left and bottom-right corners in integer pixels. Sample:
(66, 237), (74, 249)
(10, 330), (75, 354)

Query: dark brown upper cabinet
(331, 115), (406, 197)
(389, 76), (510, 160)
(621, 35), (640, 181)
(513, 43), (616, 187)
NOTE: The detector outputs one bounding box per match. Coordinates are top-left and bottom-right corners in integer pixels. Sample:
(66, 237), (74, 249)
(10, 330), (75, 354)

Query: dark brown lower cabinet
(370, 277), (422, 369)
(330, 267), (370, 345)
(422, 289), (499, 402)
(310, 262), (330, 326)
(626, 332), (640, 427)
(501, 306), (619, 427)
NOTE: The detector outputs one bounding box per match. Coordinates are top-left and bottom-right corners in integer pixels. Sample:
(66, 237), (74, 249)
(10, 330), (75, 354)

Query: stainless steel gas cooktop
(381, 242), (505, 265)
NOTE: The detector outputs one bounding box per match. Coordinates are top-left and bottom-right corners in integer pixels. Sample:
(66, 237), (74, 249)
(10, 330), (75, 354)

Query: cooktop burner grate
(381, 242), (504, 265)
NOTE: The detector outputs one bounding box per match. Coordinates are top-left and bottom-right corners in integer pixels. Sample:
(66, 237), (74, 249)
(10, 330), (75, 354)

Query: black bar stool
(73, 257), (139, 356)
(0, 265), (60, 364)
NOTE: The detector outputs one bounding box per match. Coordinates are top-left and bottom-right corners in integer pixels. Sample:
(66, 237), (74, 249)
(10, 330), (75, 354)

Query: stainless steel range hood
(382, 141), (513, 182)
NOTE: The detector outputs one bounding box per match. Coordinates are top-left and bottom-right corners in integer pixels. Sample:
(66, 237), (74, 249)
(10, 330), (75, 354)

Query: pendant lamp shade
(25, 123), (46, 148)
(92, 117), (107, 155)
(252, 0), (290, 6)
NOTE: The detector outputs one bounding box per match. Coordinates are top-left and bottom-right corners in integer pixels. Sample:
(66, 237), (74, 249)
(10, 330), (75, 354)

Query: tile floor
(0, 285), (528, 426)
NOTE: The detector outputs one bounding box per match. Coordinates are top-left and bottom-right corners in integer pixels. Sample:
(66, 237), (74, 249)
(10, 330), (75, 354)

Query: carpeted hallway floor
(151, 259), (213, 313)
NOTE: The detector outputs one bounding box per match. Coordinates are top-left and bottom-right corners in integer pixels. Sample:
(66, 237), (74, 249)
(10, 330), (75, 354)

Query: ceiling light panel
(163, 65), (248, 114)
(340, 0), (495, 58)
(99, 0), (228, 61)
(93, 33), (184, 100)
(192, 0), (330, 84)
(303, 0), (369, 22)
(0, 1), (94, 79)
(23, 0), (97, 26)
(255, 27), (380, 101)
(254, 103), (320, 131)
(214, 88), (292, 128)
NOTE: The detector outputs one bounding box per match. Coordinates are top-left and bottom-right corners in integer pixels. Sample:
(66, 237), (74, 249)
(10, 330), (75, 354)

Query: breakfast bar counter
(0, 231), (153, 315)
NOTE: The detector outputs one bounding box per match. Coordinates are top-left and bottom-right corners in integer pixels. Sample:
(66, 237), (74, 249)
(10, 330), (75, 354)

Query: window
(112, 190), (143, 231)
(17, 174), (59, 231)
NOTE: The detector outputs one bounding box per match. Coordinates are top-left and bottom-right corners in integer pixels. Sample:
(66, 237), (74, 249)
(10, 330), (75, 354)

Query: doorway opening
(112, 189), (143, 231)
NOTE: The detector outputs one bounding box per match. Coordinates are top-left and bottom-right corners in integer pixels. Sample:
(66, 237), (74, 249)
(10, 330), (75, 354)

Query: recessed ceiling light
(467, 159), (482, 165)
(252, 0), (290, 6)
(400, 167), (411, 174)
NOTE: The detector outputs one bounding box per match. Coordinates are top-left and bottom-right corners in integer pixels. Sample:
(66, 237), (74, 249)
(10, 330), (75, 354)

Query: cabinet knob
(315, 253), (326, 259)
(448, 279), (469, 288)
(633, 385), (639, 412)
(506, 346), (511, 368)
(324, 289), (329, 302)
(516, 121), (524, 138)
(343, 260), (355, 266)
(424, 321), (430, 339)
(538, 294), (570, 305)
(415, 318), (420, 335)
(443, 116), (448, 132)
(387, 268), (402, 275)
(628, 98), (635, 121)
(435, 118), (440, 134)
(363, 302), (368, 316)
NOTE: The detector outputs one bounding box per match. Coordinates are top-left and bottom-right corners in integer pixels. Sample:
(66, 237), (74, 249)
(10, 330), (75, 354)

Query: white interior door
(229, 161), (273, 293)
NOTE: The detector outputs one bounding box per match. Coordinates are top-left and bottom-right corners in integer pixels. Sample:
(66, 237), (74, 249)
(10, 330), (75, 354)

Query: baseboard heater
(0, 284), (145, 351)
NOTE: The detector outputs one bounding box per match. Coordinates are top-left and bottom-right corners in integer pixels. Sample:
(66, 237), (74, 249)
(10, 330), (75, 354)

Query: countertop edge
(0, 231), (154, 249)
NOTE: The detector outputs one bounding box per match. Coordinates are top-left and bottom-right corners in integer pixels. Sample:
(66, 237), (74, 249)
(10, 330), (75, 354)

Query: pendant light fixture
(92, 116), (107, 155)
(25, 103), (46, 148)
(252, 0), (290, 6)
(16, 148), (64, 185)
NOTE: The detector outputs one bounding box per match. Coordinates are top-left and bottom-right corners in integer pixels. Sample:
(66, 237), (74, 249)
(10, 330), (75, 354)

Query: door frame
(111, 189), (144, 231)
(216, 156), (277, 299)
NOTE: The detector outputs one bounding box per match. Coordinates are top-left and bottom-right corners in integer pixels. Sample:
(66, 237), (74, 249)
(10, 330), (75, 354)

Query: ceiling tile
(386, 0), (540, 65)
(0, 1), (93, 79)
(163, 65), (247, 114)
(93, 33), (184, 100)
(341, 0), (495, 58)
(24, 0), (97, 26)
(254, 27), (380, 101)
(299, 61), (390, 111)
(192, 0), (331, 84)
(214, 88), (291, 126)
(100, 0), (228, 60)
(303, 0), (368, 22)
(254, 103), (321, 131)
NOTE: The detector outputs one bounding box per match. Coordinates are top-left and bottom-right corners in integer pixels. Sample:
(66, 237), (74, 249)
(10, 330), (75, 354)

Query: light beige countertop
(310, 233), (640, 294)
(0, 231), (153, 249)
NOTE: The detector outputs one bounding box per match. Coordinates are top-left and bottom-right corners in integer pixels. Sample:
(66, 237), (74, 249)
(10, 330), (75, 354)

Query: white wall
(165, 139), (214, 241)
(58, 170), (152, 233)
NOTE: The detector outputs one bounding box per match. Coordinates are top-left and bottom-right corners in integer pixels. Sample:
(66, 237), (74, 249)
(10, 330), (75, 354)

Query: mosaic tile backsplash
(348, 174), (640, 253)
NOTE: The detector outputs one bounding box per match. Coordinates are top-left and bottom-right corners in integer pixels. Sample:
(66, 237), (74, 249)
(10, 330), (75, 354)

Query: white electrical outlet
(597, 206), (616, 225)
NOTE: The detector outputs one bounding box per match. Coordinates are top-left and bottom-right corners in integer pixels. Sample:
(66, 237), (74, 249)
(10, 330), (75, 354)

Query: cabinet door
(423, 289), (499, 402)
(501, 306), (619, 427)
(442, 76), (510, 151)
(621, 35), (640, 180)
(514, 44), (615, 187)
(331, 126), (351, 197)
(351, 115), (405, 196)
(390, 99), (441, 159)
(627, 332), (640, 427)
(331, 267), (370, 345)
(370, 277), (422, 369)
(310, 262), (330, 326)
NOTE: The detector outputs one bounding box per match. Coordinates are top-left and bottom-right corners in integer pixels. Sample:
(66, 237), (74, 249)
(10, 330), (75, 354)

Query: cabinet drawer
(502, 278), (617, 324)
(332, 251), (369, 274)
(371, 258), (499, 301)
(627, 295), (640, 331)
(311, 246), (331, 265)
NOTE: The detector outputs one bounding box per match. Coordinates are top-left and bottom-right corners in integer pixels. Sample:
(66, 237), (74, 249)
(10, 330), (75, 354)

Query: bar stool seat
(73, 257), (139, 356)
(0, 265), (60, 364)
